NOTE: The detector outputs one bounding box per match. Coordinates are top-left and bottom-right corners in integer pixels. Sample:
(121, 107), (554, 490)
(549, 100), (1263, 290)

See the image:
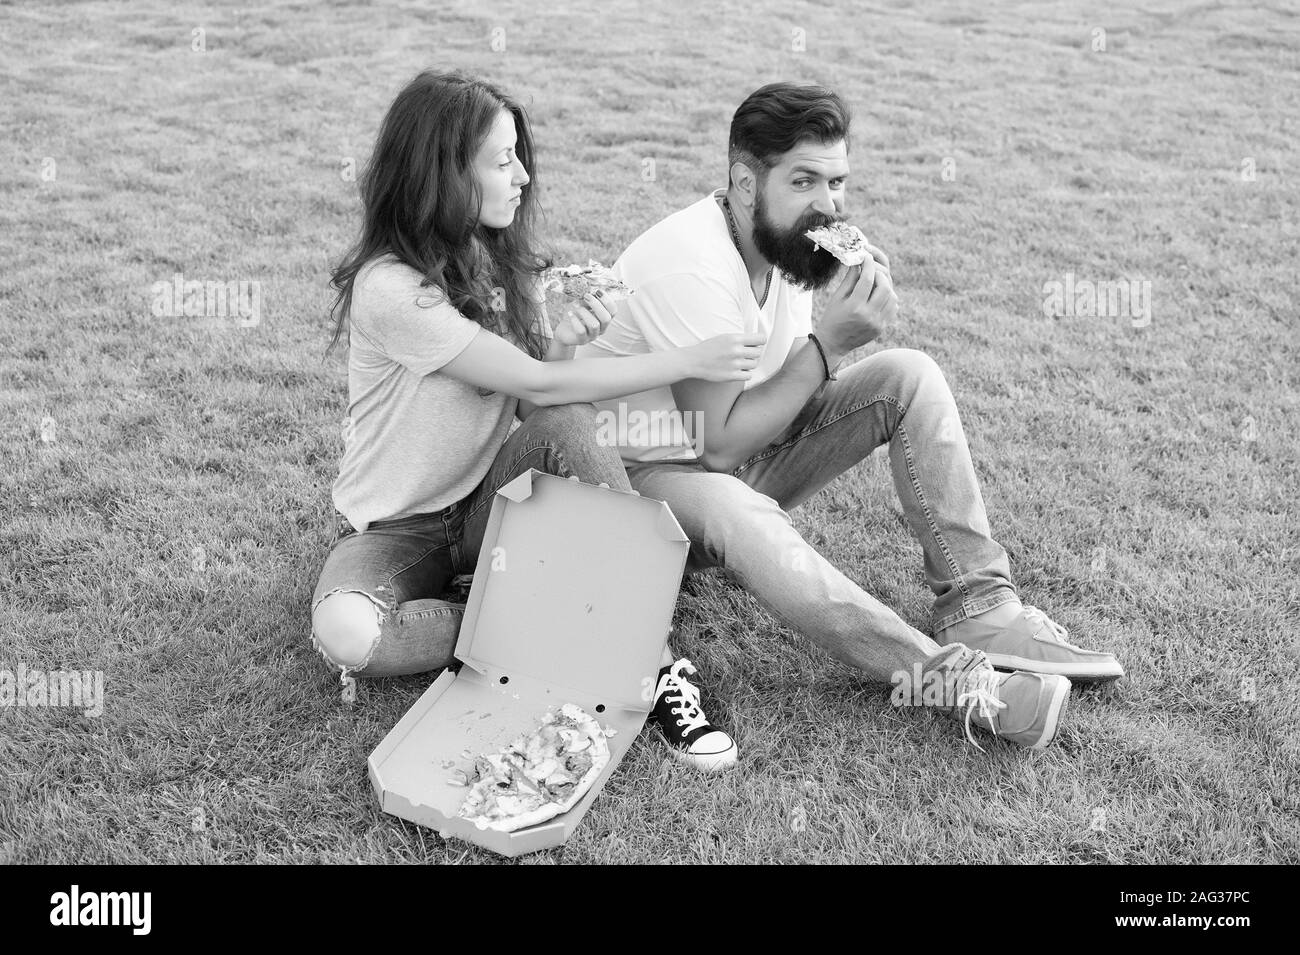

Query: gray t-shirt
(332, 254), (530, 532)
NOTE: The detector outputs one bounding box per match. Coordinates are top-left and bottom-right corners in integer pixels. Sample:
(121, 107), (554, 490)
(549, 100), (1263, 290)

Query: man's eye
(794, 179), (811, 188)
(830, 179), (846, 188)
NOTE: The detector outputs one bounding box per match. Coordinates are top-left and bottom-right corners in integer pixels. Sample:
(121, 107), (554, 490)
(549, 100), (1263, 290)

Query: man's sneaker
(649, 659), (738, 772)
(936, 599), (1124, 683)
(920, 643), (1071, 750)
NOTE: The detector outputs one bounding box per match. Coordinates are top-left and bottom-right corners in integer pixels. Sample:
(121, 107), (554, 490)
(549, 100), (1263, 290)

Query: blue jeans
(625, 348), (1018, 683)
(310, 403), (631, 679)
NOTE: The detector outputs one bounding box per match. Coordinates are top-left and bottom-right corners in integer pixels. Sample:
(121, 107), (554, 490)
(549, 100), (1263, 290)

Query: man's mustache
(796, 212), (845, 233)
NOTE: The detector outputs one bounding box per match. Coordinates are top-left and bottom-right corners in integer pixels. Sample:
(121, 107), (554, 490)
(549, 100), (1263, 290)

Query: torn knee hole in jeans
(311, 587), (393, 699)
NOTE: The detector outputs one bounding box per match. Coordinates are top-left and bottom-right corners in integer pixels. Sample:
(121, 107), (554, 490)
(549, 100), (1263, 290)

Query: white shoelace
(1022, 605), (1082, 649)
(656, 659), (710, 735)
(955, 666), (1007, 753)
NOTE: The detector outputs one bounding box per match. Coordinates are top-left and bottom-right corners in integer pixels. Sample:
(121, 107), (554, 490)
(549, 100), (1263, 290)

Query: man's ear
(729, 161), (758, 209)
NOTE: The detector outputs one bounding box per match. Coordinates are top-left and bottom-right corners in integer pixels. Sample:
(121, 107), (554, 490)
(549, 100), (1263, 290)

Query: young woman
(310, 70), (753, 770)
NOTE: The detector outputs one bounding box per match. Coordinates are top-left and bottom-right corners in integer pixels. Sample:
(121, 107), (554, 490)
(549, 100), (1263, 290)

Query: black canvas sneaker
(649, 658), (738, 772)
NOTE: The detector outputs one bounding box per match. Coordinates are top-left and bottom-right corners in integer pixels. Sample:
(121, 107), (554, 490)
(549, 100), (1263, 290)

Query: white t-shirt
(574, 190), (813, 463)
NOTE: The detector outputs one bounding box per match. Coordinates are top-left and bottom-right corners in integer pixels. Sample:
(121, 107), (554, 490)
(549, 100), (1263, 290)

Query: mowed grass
(1, 0), (1297, 864)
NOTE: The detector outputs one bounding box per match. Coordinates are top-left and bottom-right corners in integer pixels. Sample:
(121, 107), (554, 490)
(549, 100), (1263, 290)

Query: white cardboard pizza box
(367, 469), (690, 858)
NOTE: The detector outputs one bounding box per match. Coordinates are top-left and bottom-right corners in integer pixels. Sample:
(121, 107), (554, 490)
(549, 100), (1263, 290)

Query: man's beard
(749, 185), (844, 291)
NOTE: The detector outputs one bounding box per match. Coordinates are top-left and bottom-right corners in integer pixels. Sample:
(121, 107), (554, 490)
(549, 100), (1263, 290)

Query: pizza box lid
(454, 469), (689, 712)
(367, 469), (691, 856)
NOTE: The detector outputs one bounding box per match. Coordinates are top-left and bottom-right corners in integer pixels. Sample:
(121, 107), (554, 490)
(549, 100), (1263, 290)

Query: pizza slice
(451, 704), (614, 833)
(804, 222), (871, 267)
(541, 260), (635, 306)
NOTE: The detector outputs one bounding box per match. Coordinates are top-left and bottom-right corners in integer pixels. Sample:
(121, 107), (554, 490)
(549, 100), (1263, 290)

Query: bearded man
(576, 82), (1123, 769)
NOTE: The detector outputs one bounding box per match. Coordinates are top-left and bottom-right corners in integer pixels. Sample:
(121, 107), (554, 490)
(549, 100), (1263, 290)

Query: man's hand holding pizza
(815, 244), (898, 367)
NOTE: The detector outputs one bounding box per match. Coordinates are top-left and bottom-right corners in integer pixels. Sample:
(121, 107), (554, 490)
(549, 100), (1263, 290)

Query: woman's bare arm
(440, 326), (763, 405)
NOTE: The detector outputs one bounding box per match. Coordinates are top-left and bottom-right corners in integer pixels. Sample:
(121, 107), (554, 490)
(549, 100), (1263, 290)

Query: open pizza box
(367, 469), (690, 858)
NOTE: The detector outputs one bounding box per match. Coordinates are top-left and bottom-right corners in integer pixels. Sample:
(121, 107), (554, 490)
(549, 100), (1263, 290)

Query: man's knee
(870, 349), (954, 418)
(878, 347), (943, 383)
(311, 590), (385, 669)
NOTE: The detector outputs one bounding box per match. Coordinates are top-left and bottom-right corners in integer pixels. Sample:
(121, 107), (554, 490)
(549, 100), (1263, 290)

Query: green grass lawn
(1, 0), (1297, 863)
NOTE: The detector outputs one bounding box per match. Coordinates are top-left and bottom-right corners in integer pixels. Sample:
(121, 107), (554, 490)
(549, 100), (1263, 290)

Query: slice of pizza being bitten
(804, 221), (871, 267)
(450, 704), (616, 833)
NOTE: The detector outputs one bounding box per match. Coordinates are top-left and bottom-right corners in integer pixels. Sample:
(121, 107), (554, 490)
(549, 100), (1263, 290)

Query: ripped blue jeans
(309, 402), (631, 689)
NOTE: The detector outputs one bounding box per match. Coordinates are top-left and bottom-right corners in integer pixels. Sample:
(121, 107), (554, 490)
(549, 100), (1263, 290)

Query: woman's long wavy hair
(327, 70), (549, 359)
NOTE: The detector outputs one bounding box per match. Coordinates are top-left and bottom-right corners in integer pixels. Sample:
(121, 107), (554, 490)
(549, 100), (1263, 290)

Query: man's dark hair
(728, 82), (851, 184)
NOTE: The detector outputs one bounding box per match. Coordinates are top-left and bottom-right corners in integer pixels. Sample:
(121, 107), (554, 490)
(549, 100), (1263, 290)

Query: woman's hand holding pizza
(552, 290), (616, 347)
(542, 261), (633, 347)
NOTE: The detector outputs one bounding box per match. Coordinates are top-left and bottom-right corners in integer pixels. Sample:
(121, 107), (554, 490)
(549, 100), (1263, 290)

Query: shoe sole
(1028, 676), (1071, 749)
(983, 651), (1124, 683)
(663, 740), (739, 773)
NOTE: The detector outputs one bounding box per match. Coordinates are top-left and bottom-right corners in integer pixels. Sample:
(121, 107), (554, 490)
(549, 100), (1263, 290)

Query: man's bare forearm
(709, 337), (831, 468)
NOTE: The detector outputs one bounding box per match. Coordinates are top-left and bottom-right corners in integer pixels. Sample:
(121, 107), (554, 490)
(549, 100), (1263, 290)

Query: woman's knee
(524, 402), (630, 488)
(311, 590), (385, 669)
(527, 401), (600, 438)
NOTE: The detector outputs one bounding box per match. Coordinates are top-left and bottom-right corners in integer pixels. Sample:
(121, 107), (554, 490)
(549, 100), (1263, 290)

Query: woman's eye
(499, 161), (512, 169)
